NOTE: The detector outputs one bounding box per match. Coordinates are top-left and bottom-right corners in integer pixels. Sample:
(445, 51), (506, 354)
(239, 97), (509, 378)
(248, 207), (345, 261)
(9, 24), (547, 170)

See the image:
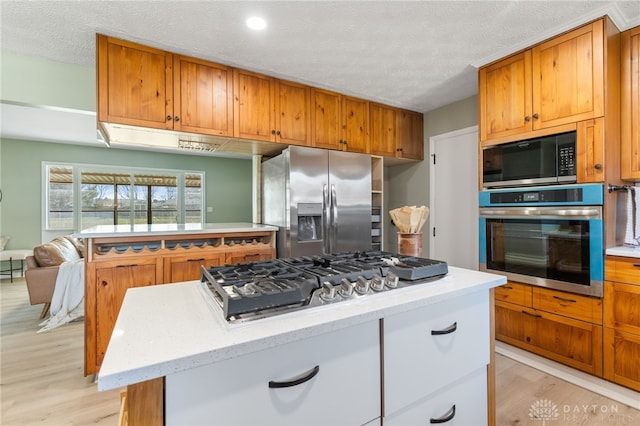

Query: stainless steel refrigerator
(262, 146), (372, 258)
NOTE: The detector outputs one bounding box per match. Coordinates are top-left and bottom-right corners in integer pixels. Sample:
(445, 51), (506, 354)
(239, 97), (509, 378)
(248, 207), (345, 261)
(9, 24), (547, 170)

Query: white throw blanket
(624, 187), (640, 247)
(38, 259), (85, 332)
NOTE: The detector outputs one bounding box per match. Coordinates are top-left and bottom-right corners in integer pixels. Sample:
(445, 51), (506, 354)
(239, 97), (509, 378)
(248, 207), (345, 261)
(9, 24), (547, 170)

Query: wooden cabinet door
(603, 328), (640, 391)
(532, 19), (604, 130)
(97, 35), (173, 130)
(342, 96), (369, 153)
(173, 55), (233, 136)
(621, 26), (640, 180)
(164, 252), (225, 283)
(274, 80), (310, 146)
(576, 117), (605, 182)
(396, 109), (424, 160)
(95, 259), (160, 368)
(233, 69), (275, 142)
(370, 103), (397, 157)
(311, 88), (343, 150)
(604, 281), (640, 334)
(478, 51), (532, 141)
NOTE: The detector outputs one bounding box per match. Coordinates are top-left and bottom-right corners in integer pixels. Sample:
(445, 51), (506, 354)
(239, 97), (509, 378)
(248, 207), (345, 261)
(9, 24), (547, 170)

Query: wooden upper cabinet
(479, 51), (532, 141)
(370, 103), (397, 157)
(342, 96), (370, 153)
(396, 109), (424, 160)
(97, 34), (173, 129)
(311, 88), (343, 150)
(532, 19), (604, 129)
(479, 18), (606, 142)
(274, 80), (311, 146)
(173, 55), (234, 136)
(621, 26), (640, 180)
(233, 69), (276, 142)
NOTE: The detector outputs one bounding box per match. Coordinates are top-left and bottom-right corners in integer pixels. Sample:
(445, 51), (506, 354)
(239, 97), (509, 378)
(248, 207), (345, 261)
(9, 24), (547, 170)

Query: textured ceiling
(1, 1), (639, 113)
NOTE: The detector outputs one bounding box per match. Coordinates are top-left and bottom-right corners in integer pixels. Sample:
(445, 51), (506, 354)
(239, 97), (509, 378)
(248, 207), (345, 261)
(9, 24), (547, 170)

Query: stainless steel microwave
(482, 132), (576, 188)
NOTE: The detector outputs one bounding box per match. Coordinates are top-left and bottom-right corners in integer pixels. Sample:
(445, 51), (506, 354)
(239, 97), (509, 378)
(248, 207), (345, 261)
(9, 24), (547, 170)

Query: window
(45, 163), (204, 230)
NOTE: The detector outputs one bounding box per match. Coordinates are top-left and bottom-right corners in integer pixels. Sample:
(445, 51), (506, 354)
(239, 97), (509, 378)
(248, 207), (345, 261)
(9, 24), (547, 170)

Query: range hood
(1, 101), (288, 159)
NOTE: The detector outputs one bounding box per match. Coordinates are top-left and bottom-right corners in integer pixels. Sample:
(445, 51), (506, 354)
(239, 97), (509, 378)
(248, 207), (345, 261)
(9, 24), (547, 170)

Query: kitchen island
(77, 223), (277, 375)
(98, 265), (506, 425)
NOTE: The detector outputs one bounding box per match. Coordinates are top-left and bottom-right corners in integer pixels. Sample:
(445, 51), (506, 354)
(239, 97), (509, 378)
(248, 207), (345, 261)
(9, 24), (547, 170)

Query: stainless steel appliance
(479, 183), (604, 297)
(262, 146), (372, 257)
(482, 131), (577, 188)
(200, 251), (448, 324)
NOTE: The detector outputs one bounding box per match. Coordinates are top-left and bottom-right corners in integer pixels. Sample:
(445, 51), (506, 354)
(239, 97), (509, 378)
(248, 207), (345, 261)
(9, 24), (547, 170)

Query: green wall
(385, 95), (478, 254)
(0, 138), (252, 249)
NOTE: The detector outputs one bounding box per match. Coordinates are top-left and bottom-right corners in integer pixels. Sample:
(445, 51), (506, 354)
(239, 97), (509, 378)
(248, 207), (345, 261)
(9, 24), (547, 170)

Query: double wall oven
(480, 131), (604, 298)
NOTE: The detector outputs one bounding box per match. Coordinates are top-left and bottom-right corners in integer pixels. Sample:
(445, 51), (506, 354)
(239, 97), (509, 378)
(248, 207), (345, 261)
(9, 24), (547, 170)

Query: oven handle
(480, 207), (602, 219)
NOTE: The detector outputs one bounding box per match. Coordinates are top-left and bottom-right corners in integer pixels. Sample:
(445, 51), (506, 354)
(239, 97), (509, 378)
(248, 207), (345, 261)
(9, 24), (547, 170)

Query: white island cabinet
(98, 267), (505, 425)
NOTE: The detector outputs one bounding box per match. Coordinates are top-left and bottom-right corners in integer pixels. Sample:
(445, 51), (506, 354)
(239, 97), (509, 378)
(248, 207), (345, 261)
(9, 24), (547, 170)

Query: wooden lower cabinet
(494, 282), (603, 376)
(225, 246), (275, 264)
(604, 328), (640, 391)
(90, 257), (162, 371)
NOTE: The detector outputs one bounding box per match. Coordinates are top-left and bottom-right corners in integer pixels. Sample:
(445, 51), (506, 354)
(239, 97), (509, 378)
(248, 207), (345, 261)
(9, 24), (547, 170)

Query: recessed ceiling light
(246, 16), (267, 31)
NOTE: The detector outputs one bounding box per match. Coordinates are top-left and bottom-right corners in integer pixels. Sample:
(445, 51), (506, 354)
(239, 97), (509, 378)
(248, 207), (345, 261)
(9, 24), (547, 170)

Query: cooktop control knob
(384, 272), (399, 289)
(320, 281), (336, 301)
(371, 275), (385, 292)
(355, 276), (370, 295)
(339, 278), (354, 297)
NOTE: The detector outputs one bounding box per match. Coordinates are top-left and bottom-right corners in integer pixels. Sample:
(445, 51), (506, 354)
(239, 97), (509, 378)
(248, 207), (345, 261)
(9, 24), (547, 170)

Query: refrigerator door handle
(330, 184), (338, 254)
(322, 184), (330, 254)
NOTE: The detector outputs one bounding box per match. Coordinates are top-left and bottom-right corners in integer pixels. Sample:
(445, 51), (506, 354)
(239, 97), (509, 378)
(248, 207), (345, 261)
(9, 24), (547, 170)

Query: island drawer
(165, 320), (380, 425)
(384, 368), (487, 425)
(382, 291), (490, 417)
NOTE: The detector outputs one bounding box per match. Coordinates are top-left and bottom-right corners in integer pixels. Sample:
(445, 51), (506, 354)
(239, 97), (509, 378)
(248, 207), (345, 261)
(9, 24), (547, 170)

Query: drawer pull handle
(430, 404), (456, 423)
(268, 365), (319, 389)
(502, 285), (513, 290)
(188, 258), (205, 262)
(116, 264), (138, 268)
(431, 322), (457, 335)
(633, 264), (640, 268)
(553, 295), (576, 303)
(522, 310), (542, 318)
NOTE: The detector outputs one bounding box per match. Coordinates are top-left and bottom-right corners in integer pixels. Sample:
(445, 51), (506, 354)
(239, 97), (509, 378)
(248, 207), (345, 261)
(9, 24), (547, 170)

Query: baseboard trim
(495, 341), (640, 410)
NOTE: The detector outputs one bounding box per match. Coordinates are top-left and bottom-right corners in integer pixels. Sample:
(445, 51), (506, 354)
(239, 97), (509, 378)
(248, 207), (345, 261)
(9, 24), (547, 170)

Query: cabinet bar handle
(430, 404), (456, 423)
(431, 322), (457, 335)
(268, 365), (319, 389)
(188, 258), (205, 262)
(553, 295), (577, 303)
(633, 264), (640, 268)
(116, 264), (138, 268)
(522, 310), (542, 318)
(502, 285), (513, 290)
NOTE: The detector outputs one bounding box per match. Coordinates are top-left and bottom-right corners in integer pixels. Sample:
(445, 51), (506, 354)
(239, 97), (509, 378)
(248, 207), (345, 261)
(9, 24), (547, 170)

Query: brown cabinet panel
(233, 69), (276, 142)
(532, 286), (603, 325)
(604, 281), (640, 334)
(605, 257), (640, 285)
(97, 35), (173, 129)
(342, 96), (369, 153)
(531, 19), (604, 129)
(173, 55), (234, 136)
(494, 282), (532, 307)
(95, 259), (160, 368)
(225, 247), (275, 265)
(576, 117), (605, 183)
(396, 109), (424, 160)
(370, 103), (397, 157)
(603, 328), (640, 391)
(275, 80), (311, 146)
(479, 51), (532, 141)
(164, 252), (225, 283)
(621, 26), (640, 180)
(311, 88), (343, 150)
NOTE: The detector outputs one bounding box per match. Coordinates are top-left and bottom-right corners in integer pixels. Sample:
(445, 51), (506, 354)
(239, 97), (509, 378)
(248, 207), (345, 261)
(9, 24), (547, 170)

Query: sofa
(25, 235), (84, 318)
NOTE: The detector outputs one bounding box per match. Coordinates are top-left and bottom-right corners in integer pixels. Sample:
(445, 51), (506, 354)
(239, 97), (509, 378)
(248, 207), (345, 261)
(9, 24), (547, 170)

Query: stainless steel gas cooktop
(200, 251), (448, 324)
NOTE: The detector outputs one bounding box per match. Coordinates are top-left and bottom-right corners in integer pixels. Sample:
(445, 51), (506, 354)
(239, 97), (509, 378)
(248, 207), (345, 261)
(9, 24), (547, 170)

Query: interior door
(429, 126), (479, 269)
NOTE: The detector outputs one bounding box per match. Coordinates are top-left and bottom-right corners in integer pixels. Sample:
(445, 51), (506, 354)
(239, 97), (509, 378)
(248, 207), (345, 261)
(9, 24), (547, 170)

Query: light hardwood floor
(1, 276), (639, 425)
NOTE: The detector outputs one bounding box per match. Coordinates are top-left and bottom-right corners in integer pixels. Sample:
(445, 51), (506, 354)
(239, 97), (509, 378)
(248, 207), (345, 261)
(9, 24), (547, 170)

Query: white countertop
(97, 266), (506, 391)
(75, 222), (278, 238)
(606, 245), (640, 258)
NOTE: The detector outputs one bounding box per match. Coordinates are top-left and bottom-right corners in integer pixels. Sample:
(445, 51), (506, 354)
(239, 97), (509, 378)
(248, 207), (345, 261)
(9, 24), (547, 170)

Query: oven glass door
(485, 217), (590, 285)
